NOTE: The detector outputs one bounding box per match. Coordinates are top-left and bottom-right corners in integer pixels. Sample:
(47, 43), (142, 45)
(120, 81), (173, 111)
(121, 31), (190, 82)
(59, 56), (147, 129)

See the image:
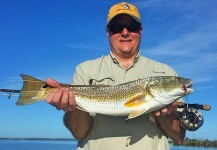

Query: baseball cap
(107, 2), (141, 24)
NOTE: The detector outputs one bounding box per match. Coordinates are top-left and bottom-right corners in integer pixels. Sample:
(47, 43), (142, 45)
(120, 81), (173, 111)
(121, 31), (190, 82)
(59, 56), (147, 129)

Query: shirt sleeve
(72, 61), (93, 85)
(73, 64), (87, 85)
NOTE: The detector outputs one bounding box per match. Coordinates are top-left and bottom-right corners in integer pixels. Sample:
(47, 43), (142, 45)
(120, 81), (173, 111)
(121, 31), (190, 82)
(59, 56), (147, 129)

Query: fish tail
(16, 74), (49, 106)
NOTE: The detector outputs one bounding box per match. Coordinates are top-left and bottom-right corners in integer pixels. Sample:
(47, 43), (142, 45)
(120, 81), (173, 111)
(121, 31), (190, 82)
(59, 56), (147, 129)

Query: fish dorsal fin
(124, 95), (146, 108)
(127, 108), (148, 120)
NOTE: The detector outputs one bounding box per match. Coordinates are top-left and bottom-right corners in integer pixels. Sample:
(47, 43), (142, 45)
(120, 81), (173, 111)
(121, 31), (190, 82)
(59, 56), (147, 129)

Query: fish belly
(75, 97), (164, 117)
(76, 98), (133, 116)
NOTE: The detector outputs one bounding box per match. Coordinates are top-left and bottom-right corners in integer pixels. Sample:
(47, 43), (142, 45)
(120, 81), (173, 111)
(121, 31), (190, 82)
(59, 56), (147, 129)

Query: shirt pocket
(152, 67), (166, 75)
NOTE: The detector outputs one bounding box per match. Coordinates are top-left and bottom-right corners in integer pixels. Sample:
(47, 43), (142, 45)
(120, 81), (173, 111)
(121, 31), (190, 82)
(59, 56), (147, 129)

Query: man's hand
(153, 101), (185, 144)
(45, 78), (76, 112)
(154, 102), (178, 117)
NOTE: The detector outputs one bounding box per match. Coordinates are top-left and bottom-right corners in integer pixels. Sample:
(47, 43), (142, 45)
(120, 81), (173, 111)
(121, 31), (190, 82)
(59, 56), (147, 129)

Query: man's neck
(111, 51), (139, 69)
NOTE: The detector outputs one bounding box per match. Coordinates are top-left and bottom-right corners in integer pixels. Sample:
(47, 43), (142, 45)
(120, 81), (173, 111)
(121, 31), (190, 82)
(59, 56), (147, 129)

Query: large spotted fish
(16, 75), (193, 119)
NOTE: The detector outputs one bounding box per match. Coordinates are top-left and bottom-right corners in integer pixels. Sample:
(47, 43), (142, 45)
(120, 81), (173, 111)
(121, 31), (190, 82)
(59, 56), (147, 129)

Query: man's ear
(139, 26), (143, 35)
(106, 28), (110, 37)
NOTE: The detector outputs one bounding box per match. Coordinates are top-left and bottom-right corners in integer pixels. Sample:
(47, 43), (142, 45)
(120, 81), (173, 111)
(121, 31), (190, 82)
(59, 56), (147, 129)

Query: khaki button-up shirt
(73, 52), (179, 150)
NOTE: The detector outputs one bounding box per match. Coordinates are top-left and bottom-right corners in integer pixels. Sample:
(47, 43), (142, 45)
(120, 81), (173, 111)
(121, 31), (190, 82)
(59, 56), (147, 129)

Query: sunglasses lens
(108, 22), (140, 33)
(127, 23), (141, 32)
(109, 24), (123, 33)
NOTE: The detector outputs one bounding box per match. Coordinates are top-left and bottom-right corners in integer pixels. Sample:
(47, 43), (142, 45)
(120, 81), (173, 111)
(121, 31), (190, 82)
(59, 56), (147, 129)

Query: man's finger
(52, 88), (64, 110)
(154, 110), (161, 117)
(46, 89), (58, 104)
(161, 108), (168, 114)
(46, 78), (60, 87)
(69, 91), (76, 111)
(61, 88), (70, 111)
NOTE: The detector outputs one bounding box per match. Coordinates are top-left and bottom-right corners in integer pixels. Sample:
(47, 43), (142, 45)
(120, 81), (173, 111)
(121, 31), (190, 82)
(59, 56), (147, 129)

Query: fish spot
(42, 84), (49, 88)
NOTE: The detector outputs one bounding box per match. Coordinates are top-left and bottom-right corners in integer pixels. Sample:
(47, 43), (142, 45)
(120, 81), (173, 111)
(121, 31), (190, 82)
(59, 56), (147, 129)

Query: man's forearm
(155, 112), (186, 144)
(64, 108), (93, 140)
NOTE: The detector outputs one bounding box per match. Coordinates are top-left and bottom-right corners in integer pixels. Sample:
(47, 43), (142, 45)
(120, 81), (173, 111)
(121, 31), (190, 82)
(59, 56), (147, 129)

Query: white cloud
(141, 21), (217, 79)
(142, 22), (217, 56)
(194, 85), (216, 91)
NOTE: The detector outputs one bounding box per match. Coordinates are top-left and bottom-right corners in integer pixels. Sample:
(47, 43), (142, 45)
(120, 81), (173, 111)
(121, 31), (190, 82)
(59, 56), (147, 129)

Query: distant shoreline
(171, 137), (217, 148)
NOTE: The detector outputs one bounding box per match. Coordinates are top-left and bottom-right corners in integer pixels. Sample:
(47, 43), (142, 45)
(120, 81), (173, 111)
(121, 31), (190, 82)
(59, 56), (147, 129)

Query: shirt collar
(109, 51), (140, 65)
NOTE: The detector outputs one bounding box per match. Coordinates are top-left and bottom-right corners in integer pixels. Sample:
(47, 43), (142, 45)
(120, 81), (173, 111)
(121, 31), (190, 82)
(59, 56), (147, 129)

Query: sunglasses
(107, 22), (141, 33)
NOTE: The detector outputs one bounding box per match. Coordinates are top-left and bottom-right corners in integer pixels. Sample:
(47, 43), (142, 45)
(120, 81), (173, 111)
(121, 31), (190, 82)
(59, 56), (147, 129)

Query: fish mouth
(186, 83), (193, 88)
(182, 81), (193, 93)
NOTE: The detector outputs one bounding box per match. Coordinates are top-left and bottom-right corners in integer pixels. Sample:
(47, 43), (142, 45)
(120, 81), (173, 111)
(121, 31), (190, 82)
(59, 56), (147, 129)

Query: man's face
(106, 15), (142, 58)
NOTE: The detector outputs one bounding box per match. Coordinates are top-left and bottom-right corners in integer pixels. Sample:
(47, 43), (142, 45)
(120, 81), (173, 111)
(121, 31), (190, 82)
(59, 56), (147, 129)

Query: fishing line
(9, 79), (23, 82)
(182, 84), (189, 108)
(0, 94), (19, 97)
(186, 95), (189, 108)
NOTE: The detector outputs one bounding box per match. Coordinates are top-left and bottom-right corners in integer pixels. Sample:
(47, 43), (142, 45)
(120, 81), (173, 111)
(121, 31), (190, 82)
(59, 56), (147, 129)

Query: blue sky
(0, 0), (217, 140)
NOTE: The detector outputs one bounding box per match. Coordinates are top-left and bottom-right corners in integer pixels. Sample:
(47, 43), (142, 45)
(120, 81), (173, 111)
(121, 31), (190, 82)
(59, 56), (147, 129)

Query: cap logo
(107, 2), (141, 24)
(122, 3), (130, 10)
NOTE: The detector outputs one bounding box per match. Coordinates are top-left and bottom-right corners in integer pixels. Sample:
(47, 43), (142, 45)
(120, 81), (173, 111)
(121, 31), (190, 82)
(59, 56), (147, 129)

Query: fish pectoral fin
(149, 112), (156, 124)
(76, 105), (88, 112)
(124, 95), (146, 108)
(127, 108), (148, 119)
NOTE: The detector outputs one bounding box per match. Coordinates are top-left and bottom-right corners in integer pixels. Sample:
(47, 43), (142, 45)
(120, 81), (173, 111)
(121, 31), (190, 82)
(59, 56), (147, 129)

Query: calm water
(0, 140), (217, 150)
(0, 140), (77, 150)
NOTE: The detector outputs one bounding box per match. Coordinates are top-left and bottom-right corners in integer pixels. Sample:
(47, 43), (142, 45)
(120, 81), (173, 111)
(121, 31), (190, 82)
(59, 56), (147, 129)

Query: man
(46, 2), (186, 150)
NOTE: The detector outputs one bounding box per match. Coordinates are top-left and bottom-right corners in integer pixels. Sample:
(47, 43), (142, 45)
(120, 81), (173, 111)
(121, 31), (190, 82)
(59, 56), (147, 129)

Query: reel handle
(203, 105), (211, 111)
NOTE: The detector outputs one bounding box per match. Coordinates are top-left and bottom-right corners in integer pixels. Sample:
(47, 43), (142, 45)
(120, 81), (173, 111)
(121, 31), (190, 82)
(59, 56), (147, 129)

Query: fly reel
(177, 103), (211, 131)
(178, 107), (203, 131)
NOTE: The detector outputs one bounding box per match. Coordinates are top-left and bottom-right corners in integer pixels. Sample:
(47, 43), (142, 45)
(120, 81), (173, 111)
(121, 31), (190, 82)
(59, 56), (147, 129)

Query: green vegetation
(173, 137), (217, 147)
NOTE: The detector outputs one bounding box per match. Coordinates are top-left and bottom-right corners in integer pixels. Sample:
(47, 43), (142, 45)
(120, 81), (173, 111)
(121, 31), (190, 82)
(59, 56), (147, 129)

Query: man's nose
(121, 28), (130, 36)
